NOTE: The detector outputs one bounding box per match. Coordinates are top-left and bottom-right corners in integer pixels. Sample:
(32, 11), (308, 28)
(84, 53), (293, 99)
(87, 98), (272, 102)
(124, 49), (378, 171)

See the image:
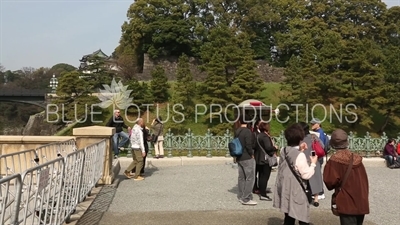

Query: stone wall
(139, 54), (285, 82)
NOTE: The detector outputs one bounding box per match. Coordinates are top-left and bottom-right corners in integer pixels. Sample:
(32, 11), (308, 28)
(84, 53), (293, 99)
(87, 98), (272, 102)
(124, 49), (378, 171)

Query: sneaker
(260, 195), (272, 201)
(118, 147), (125, 151)
(114, 155), (118, 159)
(242, 200), (257, 205)
(123, 171), (132, 179)
(318, 194), (325, 200)
(134, 176), (145, 181)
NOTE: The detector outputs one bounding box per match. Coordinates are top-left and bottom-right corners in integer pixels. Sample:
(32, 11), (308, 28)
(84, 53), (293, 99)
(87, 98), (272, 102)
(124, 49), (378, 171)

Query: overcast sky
(0, 0), (399, 71)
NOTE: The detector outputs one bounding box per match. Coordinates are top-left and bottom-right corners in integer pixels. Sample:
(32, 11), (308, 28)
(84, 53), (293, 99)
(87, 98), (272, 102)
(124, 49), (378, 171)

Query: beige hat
(330, 129), (349, 149)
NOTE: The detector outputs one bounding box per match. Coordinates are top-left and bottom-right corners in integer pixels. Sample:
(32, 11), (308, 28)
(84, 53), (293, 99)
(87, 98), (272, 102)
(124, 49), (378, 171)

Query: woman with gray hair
(299, 122), (325, 207)
(273, 123), (318, 225)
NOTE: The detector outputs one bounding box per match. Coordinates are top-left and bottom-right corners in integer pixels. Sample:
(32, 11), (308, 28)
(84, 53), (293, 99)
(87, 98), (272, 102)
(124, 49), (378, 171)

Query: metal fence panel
(17, 157), (65, 225)
(0, 174), (23, 225)
(0, 149), (38, 178)
(56, 149), (85, 224)
(79, 139), (106, 203)
(34, 139), (77, 164)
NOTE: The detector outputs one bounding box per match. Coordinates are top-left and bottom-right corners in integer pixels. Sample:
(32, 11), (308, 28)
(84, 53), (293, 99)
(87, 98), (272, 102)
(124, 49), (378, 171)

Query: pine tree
(336, 39), (386, 129)
(199, 51), (231, 134)
(127, 79), (154, 115)
(229, 54), (263, 104)
(201, 52), (229, 106)
(150, 66), (169, 103)
(172, 53), (196, 122)
(280, 41), (321, 123)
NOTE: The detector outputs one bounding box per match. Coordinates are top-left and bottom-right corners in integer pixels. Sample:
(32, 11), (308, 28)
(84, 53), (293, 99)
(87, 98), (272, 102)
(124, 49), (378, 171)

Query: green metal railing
(123, 129), (398, 158)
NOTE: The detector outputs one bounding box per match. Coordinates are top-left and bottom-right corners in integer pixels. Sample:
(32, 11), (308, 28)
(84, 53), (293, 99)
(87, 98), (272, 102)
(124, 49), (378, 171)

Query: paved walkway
(75, 157), (399, 225)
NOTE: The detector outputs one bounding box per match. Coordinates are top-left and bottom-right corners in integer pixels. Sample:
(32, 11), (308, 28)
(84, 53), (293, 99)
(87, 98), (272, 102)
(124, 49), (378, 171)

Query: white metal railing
(0, 139), (107, 225)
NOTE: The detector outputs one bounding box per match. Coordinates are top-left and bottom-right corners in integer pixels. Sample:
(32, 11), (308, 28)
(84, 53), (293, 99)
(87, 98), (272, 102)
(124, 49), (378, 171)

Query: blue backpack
(229, 130), (244, 157)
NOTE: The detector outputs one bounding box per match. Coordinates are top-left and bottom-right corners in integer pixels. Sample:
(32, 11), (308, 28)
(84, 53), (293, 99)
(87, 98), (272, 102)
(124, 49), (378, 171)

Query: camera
(311, 151), (316, 157)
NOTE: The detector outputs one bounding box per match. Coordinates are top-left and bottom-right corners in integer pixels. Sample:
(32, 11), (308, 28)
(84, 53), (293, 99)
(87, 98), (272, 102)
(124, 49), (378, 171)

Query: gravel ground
(101, 162), (399, 225)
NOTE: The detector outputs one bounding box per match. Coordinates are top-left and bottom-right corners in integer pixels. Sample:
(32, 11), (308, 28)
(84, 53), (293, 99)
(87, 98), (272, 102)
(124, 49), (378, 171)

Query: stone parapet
(0, 135), (75, 155)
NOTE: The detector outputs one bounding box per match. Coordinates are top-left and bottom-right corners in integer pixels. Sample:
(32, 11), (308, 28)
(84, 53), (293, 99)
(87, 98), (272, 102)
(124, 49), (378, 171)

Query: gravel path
(101, 162), (399, 225)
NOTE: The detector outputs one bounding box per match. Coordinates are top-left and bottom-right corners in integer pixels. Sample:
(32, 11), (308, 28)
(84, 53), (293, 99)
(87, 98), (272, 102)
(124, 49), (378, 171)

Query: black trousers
(339, 215), (365, 225)
(318, 157), (324, 195)
(254, 164), (272, 197)
(284, 214), (309, 225)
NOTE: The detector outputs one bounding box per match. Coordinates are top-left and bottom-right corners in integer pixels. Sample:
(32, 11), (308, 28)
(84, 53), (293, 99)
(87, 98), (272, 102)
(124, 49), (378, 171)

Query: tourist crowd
(233, 115), (370, 225)
(106, 107), (387, 225)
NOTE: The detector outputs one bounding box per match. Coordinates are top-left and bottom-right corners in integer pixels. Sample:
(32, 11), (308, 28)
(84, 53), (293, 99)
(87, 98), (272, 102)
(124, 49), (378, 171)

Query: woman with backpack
(299, 122), (324, 207)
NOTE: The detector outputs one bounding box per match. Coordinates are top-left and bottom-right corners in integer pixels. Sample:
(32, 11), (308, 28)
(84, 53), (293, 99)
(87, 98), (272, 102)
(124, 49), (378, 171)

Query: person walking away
(273, 123), (318, 225)
(323, 129), (369, 225)
(124, 118), (146, 181)
(236, 115), (257, 205)
(106, 109), (131, 159)
(299, 122), (325, 207)
(254, 121), (278, 201)
(310, 118), (326, 200)
(131, 122), (150, 176)
(151, 117), (164, 158)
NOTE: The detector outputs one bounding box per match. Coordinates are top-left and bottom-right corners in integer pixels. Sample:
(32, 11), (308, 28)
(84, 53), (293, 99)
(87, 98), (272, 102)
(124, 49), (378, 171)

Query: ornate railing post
(279, 130), (285, 149)
(187, 128), (193, 158)
(147, 140), (153, 158)
(365, 132), (371, 158)
(166, 128), (173, 158)
(348, 131), (354, 151)
(225, 129), (231, 157)
(381, 132), (388, 154)
(206, 129), (212, 158)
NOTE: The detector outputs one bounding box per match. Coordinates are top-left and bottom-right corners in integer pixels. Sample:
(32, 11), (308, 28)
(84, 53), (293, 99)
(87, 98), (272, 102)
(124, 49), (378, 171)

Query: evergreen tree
(81, 55), (114, 91)
(127, 79), (154, 116)
(229, 54), (263, 104)
(202, 52), (229, 106)
(53, 71), (101, 124)
(336, 39), (385, 128)
(172, 53), (196, 125)
(200, 52), (231, 134)
(280, 41), (321, 123)
(150, 66), (169, 103)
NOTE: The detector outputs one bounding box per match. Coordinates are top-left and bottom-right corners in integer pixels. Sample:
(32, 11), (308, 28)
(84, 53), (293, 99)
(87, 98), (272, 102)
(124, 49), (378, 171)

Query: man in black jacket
(236, 115), (257, 205)
(106, 109), (131, 158)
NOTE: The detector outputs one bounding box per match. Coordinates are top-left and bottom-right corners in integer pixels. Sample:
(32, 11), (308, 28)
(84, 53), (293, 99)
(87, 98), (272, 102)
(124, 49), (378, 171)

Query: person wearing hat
(310, 118), (326, 200)
(323, 129), (369, 225)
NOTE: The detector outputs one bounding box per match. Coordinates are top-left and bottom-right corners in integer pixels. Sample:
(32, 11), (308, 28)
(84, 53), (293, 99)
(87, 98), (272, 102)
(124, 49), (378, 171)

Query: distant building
(78, 49), (119, 75)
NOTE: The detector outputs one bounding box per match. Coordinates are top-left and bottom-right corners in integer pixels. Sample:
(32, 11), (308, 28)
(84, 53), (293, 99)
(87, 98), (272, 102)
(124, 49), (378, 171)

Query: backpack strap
(338, 153), (353, 191)
(235, 128), (244, 138)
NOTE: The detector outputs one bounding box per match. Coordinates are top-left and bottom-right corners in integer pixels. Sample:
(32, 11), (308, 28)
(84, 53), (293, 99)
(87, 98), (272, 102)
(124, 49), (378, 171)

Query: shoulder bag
(331, 153), (353, 216)
(151, 124), (163, 143)
(284, 147), (313, 204)
(256, 134), (278, 167)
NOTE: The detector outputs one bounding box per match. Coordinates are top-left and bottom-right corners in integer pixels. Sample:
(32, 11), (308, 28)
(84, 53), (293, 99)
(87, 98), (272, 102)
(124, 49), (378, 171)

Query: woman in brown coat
(323, 129), (369, 225)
